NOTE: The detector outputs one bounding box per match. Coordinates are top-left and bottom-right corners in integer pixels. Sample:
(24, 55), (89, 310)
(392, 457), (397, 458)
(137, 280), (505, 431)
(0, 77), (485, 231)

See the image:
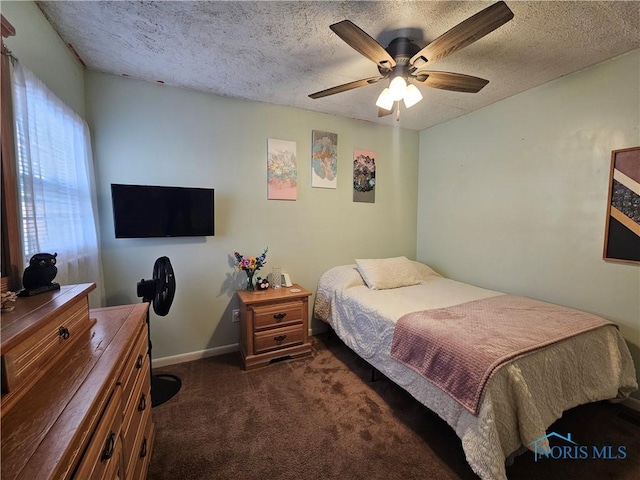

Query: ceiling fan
(309, 1), (514, 118)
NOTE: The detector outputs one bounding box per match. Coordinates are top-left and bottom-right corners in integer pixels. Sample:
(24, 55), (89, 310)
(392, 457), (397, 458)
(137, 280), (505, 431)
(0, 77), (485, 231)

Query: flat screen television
(111, 184), (214, 238)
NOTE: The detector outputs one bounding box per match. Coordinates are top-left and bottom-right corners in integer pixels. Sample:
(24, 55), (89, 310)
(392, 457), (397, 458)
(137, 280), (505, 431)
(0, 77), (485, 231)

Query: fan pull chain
(396, 102), (401, 122)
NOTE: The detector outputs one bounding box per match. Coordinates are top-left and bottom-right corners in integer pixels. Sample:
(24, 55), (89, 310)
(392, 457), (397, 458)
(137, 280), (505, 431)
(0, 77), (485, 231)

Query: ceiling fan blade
(309, 76), (383, 99)
(330, 20), (396, 69)
(410, 1), (514, 66)
(414, 71), (489, 93)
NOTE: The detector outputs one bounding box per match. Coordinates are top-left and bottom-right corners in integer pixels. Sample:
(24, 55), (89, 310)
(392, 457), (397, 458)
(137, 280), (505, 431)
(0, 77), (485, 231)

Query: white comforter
(314, 264), (637, 480)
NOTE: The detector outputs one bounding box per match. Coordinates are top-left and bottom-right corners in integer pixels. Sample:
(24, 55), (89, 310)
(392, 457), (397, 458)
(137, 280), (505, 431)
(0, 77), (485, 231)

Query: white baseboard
(152, 343), (239, 368)
(622, 396), (640, 412)
(153, 327), (329, 368)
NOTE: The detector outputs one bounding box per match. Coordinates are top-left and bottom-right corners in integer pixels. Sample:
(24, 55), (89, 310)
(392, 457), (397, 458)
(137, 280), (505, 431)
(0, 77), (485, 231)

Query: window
(10, 61), (103, 294)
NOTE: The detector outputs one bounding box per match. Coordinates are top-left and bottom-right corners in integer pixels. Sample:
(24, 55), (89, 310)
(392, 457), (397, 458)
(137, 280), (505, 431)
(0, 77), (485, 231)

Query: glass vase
(245, 271), (255, 291)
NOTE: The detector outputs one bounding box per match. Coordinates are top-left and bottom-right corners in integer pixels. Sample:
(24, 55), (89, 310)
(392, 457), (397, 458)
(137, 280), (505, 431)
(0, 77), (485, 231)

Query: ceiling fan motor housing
(379, 37), (421, 77)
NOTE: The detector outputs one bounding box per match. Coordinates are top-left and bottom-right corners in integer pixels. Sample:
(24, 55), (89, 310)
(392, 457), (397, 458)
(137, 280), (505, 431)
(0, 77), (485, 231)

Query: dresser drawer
(119, 327), (148, 416)
(130, 413), (155, 480)
(73, 386), (123, 480)
(2, 297), (93, 393)
(253, 301), (303, 331)
(122, 357), (151, 478)
(254, 324), (304, 354)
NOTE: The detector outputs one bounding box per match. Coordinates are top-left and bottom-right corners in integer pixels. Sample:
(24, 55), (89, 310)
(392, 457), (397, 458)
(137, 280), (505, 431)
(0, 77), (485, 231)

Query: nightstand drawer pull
(58, 326), (70, 340)
(274, 334), (287, 344)
(273, 313), (287, 322)
(136, 354), (144, 369)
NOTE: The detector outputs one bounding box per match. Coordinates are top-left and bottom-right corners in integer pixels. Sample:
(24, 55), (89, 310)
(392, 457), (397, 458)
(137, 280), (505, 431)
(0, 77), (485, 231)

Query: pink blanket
(390, 294), (613, 414)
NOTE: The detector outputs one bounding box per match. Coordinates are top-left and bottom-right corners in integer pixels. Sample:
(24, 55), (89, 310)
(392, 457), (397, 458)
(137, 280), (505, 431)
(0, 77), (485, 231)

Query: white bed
(313, 260), (637, 480)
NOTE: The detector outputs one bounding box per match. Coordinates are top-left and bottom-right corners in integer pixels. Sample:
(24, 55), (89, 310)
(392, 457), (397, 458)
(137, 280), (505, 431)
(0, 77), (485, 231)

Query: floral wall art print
(311, 130), (338, 189)
(267, 138), (297, 200)
(353, 149), (376, 203)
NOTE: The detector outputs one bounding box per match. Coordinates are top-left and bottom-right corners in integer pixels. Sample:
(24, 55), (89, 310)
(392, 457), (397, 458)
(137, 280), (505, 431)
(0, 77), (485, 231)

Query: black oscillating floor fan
(137, 256), (181, 407)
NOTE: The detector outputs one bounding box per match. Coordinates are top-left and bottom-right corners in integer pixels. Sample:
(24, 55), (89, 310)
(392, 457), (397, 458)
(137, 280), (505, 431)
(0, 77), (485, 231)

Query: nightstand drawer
(253, 301), (303, 331)
(254, 325), (304, 354)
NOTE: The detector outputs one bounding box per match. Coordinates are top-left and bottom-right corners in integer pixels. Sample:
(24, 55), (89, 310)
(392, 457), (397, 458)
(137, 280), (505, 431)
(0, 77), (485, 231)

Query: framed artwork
(311, 130), (338, 189)
(603, 146), (640, 264)
(267, 138), (297, 200)
(353, 149), (376, 203)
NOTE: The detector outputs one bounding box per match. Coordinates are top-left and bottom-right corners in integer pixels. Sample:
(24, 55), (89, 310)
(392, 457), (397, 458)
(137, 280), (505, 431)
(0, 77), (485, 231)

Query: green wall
(417, 50), (640, 398)
(85, 72), (419, 361)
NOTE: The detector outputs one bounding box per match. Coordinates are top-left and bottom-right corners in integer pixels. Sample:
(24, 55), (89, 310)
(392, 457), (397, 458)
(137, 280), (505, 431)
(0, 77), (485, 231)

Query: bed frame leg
(371, 366), (378, 382)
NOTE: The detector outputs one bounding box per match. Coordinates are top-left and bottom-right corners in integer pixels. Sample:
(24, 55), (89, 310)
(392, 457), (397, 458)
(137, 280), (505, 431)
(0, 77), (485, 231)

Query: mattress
(314, 263), (637, 480)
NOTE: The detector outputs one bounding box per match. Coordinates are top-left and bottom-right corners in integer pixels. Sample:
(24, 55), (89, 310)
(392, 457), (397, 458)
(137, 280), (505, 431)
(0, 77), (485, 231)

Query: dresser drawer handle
(274, 334), (287, 344)
(140, 437), (148, 458)
(273, 313), (287, 322)
(58, 326), (70, 340)
(101, 431), (116, 461)
(138, 392), (147, 412)
(136, 354), (144, 369)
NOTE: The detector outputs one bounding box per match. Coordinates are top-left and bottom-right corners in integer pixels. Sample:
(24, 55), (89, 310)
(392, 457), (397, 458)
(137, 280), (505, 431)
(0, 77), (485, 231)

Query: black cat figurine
(22, 252), (60, 293)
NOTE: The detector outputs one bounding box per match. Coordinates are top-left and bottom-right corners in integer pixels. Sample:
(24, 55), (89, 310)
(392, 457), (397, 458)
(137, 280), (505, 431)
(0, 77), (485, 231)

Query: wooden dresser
(238, 284), (312, 370)
(0, 284), (154, 480)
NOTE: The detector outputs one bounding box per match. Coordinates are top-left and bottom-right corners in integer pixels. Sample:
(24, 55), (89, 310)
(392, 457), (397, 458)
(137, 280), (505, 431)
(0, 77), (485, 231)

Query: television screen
(111, 184), (214, 238)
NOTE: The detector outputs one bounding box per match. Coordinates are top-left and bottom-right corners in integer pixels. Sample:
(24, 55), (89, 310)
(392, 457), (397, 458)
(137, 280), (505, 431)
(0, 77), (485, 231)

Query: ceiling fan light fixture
(403, 84), (423, 108)
(375, 87), (394, 110)
(389, 76), (407, 101)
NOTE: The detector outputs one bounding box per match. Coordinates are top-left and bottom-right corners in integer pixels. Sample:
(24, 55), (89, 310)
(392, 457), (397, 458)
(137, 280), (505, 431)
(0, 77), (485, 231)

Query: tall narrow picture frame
(311, 130), (337, 189)
(603, 146), (640, 265)
(267, 138), (297, 200)
(353, 149), (376, 203)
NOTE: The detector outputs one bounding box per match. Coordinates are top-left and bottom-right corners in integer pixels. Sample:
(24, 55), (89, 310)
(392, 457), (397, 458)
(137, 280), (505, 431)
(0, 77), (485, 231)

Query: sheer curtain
(11, 61), (104, 305)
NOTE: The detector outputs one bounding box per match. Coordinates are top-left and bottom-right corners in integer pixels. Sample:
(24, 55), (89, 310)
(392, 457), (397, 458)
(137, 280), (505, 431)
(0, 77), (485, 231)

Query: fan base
(151, 373), (182, 407)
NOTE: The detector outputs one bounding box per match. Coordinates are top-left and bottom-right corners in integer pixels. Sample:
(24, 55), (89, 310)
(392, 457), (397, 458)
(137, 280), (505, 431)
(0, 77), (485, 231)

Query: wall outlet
(232, 309), (240, 323)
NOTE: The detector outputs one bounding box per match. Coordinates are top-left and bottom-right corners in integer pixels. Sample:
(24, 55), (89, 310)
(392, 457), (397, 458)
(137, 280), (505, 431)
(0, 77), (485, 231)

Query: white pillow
(355, 256), (424, 290)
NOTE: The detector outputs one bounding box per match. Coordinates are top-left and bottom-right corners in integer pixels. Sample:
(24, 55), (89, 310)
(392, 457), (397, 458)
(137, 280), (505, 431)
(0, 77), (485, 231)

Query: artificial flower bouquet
(233, 247), (268, 290)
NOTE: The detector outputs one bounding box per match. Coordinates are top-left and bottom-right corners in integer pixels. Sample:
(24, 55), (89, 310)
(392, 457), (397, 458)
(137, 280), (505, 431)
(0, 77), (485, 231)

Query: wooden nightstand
(237, 284), (312, 370)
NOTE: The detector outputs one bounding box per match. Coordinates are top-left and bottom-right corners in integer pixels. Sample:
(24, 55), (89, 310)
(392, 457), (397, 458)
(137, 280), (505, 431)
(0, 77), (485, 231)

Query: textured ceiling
(36, 1), (639, 131)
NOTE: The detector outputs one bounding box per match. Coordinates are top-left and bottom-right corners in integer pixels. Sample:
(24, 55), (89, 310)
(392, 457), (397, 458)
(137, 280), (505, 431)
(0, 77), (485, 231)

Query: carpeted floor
(148, 333), (639, 480)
